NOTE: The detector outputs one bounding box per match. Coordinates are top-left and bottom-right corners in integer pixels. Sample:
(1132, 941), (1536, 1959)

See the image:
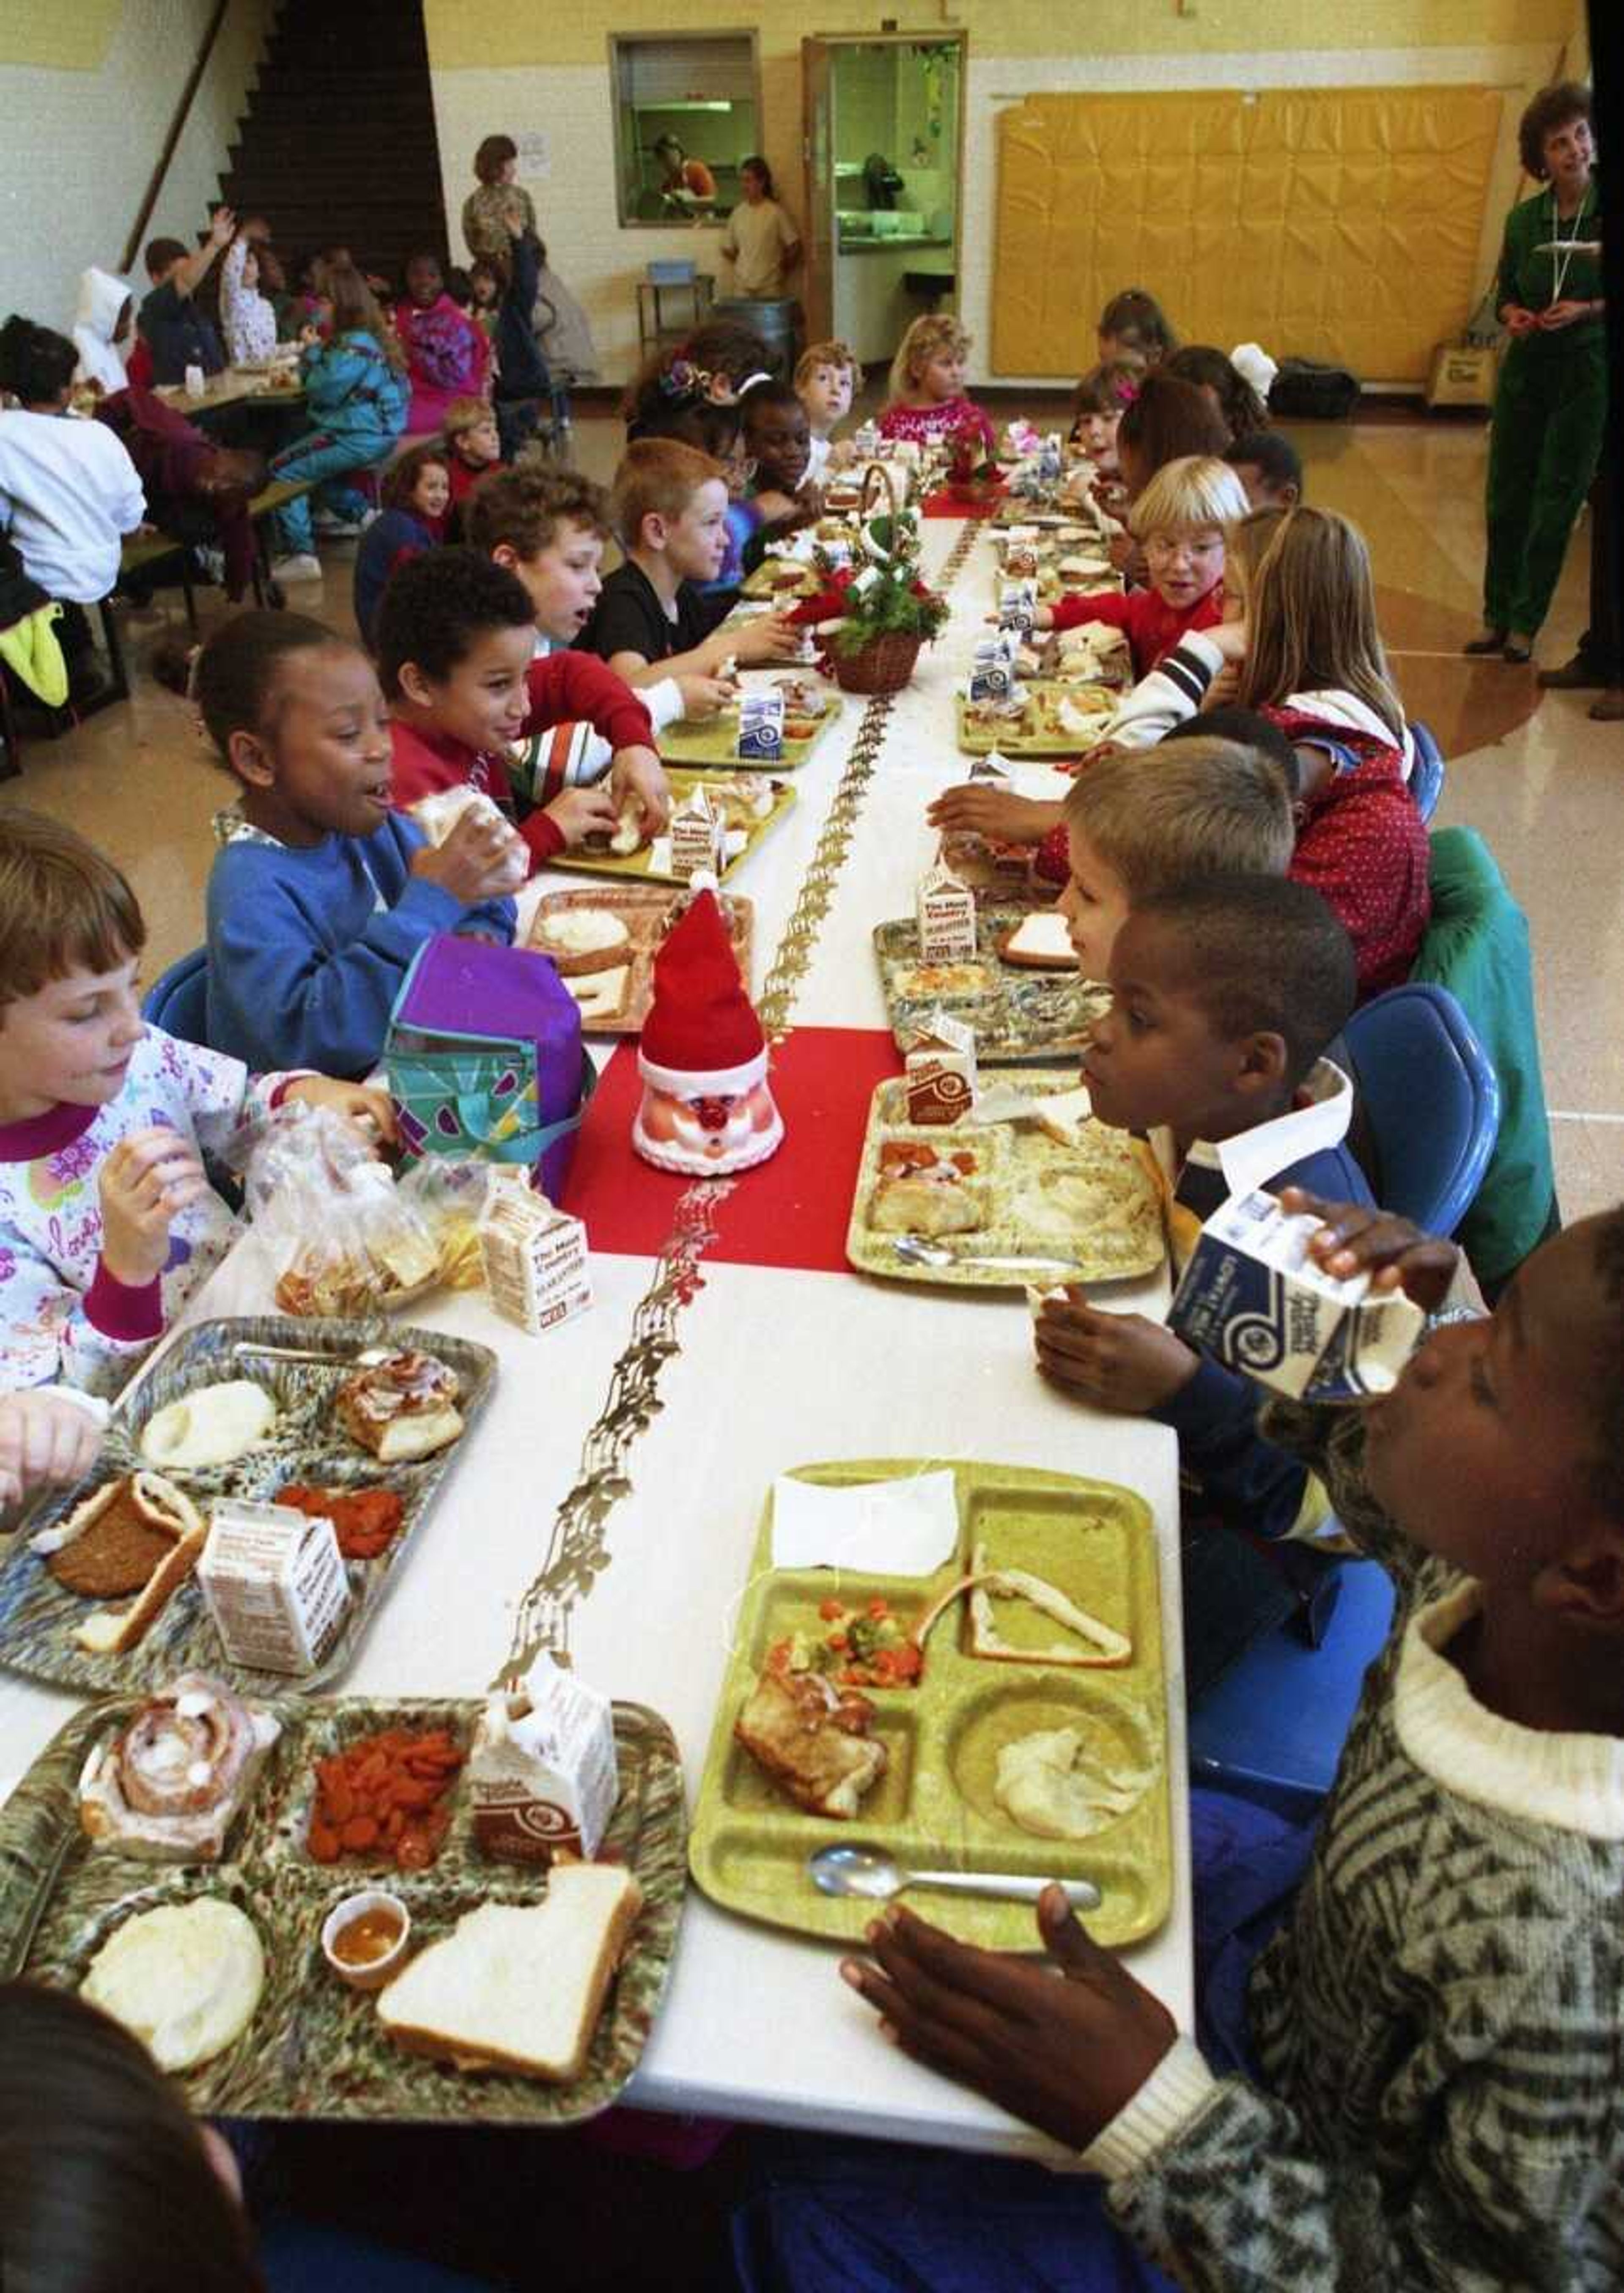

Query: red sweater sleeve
(517, 809), (566, 870)
(1050, 591), (1136, 637)
(524, 654), (653, 755)
(1035, 821), (1070, 886)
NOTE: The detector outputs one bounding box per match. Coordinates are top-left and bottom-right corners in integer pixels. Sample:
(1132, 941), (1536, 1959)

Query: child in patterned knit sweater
(877, 314), (996, 454)
(738, 1194), (1624, 2293)
(0, 808), (391, 1395)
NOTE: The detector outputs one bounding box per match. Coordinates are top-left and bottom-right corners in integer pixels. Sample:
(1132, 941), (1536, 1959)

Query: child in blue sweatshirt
(1034, 872), (1371, 1693)
(200, 611), (524, 1079)
(267, 264), (411, 578)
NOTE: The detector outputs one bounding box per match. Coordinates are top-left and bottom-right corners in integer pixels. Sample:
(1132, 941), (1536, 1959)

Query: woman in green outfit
(1469, 82), (1606, 666)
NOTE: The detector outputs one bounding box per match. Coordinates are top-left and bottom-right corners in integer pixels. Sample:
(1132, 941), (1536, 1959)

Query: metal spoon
(230, 1341), (398, 1370)
(808, 1842), (1100, 1912)
(892, 1234), (1083, 1280)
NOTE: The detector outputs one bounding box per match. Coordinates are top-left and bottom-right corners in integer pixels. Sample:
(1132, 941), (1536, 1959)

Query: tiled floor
(4, 397), (1620, 1228)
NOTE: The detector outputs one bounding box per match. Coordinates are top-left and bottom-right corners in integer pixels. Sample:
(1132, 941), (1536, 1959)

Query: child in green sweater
(736, 1191), (1624, 2291)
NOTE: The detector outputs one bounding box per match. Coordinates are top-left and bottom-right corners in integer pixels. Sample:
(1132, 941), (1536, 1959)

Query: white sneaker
(359, 507), (382, 532)
(311, 513), (364, 537)
(272, 552), (323, 582)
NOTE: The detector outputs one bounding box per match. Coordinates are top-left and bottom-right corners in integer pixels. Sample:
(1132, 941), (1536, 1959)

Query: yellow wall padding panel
(993, 87), (1503, 384)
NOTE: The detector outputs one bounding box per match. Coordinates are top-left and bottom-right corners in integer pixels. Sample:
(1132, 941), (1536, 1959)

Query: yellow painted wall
(423, 2), (1579, 385)
(0, 5), (122, 69)
(425, 1), (1575, 70)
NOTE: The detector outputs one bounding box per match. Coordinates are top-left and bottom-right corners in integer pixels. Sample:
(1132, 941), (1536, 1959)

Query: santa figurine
(633, 878), (784, 1175)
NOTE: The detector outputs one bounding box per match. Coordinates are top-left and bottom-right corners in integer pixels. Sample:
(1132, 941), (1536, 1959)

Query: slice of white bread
(1026, 1085), (1093, 1150)
(1002, 910), (1075, 967)
(378, 1863), (643, 2083)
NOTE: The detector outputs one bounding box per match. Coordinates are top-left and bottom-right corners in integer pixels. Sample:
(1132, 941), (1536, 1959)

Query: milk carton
(916, 853), (978, 964)
(968, 633), (1018, 703)
(737, 688), (785, 763)
(999, 579), (1039, 636)
(479, 1186), (592, 1334)
(198, 1501), (350, 1675)
(904, 1009), (978, 1125)
(1169, 1190), (1426, 1401)
(669, 785), (724, 881)
(469, 1653), (619, 1865)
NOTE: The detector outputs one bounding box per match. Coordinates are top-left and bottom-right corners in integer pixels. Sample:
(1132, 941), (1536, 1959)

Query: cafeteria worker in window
(655, 136), (717, 205)
(1469, 80), (1607, 667)
(719, 157), (803, 301)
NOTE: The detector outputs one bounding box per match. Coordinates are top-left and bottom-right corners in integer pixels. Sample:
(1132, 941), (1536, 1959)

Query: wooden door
(801, 38), (836, 344)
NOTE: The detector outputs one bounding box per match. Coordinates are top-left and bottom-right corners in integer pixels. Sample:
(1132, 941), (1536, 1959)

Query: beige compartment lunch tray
(845, 1072), (1166, 1290)
(689, 1459), (1170, 1952)
(656, 696), (838, 772)
(0, 1317), (496, 1700)
(957, 682), (1119, 758)
(873, 913), (1108, 1063)
(0, 1693), (685, 2125)
(529, 886), (754, 1036)
(545, 768), (796, 887)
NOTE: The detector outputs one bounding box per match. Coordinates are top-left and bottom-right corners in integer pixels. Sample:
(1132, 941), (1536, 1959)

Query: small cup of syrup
(321, 1889), (410, 1991)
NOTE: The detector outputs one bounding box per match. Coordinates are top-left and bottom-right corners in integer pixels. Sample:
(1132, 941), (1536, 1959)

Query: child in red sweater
(441, 394), (504, 530)
(1034, 456), (1250, 678)
(378, 547), (669, 869)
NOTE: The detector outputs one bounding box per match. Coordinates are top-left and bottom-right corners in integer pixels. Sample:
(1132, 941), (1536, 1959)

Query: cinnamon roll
(79, 1674), (280, 1860)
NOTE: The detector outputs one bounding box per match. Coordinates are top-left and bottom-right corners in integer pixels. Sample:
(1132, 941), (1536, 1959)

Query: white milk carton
(479, 1186), (592, 1334)
(737, 688), (786, 763)
(469, 1653), (619, 1865)
(1169, 1190), (1426, 1401)
(198, 1501), (350, 1675)
(916, 852), (978, 964)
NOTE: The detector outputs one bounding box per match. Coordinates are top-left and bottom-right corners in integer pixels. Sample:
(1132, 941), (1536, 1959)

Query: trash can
(712, 296), (799, 379)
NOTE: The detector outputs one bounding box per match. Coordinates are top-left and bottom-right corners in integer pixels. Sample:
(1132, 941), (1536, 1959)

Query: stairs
(217, 0), (447, 294)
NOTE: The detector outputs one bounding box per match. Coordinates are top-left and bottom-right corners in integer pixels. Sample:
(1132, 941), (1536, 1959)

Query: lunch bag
(385, 936), (594, 1201)
(1266, 357), (1361, 421)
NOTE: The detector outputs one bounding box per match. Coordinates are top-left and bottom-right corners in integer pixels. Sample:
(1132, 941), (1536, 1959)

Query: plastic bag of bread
(393, 1154), (494, 1291)
(241, 1103), (443, 1317)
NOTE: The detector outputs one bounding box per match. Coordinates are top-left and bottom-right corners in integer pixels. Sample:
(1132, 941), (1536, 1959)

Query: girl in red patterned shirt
(877, 315), (996, 454)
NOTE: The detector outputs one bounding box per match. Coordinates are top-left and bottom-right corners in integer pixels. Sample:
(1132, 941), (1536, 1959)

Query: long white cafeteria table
(0, 514), (1191, 2158)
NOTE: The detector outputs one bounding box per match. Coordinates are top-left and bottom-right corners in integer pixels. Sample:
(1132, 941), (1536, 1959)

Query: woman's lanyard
(1548, 183), (1594, 307)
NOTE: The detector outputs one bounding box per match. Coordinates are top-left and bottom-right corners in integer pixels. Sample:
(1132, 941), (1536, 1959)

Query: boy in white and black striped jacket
(742, 1190), (1624, 2293)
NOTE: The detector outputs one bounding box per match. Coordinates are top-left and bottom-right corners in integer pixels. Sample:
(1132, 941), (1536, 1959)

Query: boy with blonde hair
(1052, 736), (1294, 980)
(578, 438), (799, 684)
(794, 338), (858, 480)
(1036, 454), (1250, 676)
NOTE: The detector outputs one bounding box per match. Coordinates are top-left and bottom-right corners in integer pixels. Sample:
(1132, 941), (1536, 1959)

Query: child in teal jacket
(268, 266), (409, 575)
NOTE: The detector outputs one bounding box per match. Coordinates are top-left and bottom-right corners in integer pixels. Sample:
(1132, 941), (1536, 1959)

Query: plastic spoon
(892, 1234), (1084, 1279)
(808, 1842), (1100, 1912)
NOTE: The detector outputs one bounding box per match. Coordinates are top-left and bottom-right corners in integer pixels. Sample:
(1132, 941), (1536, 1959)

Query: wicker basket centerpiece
(826, 464), (949, 697)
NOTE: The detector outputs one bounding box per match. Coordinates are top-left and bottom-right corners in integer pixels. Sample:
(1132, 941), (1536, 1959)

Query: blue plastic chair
(1341, 980), (1501, 1235)
(1410, 720), (1446, 822)
(1188, 982), (1498, 1799)
(142, 947), (208, 1046)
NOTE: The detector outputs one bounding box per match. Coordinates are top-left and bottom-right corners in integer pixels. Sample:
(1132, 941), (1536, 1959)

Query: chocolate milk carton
(916, 853), (977, 964)
(469, 1653), (619, 1865)
(904, 1009), (978, 1125)
(669, 785), (723, 880)
(1169, 1189), (1426, 1401)
(198, 1501), (350, 1675)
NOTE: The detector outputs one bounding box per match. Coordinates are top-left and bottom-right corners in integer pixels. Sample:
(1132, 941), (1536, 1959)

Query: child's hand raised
(282, 1077), (398, 1148)
(609, 745), (671, 837)
(412, 804), (527, 905)
(1035, 1294), (1200, 1414)
(98, 1129), (211, 1288)
(1277, 1189), (1459, 1310)
(841, 1892), (1176, 2155)
(732, 615), (803, 667)
(925, 785), (1058, 846)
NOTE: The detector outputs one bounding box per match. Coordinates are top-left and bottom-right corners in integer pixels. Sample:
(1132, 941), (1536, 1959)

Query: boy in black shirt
(579, 439), (800, 686)
(138, 210), (232, 384)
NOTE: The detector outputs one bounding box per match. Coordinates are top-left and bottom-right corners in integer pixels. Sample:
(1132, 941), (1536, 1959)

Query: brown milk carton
(669, 786), (723, 881)
(479, 1185), (593, 1334)
(905, 1008), (978, 1125)
(469, 1653), (619, 1865)
(198, 1500), (350, 1675)
(916, 853), (977, 964)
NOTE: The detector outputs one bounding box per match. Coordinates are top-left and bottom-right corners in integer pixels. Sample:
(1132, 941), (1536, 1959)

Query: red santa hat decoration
(633, 880), (784, 1175)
